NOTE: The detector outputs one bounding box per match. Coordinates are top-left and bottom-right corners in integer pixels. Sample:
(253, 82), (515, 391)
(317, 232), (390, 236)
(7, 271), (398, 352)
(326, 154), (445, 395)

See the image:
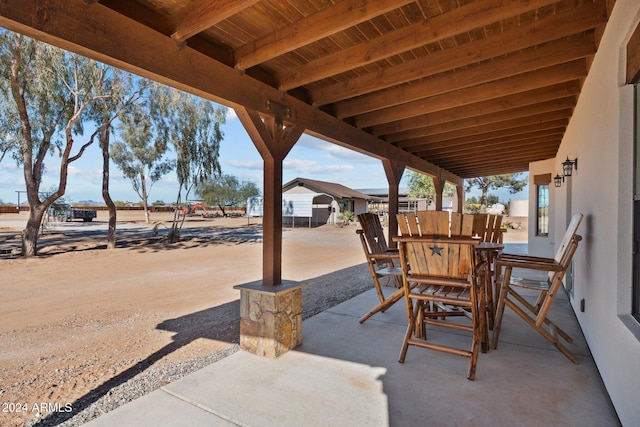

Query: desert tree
(166, 90), (226, 242)
(464, 174), (528, 208)
(0, 32), (114, 256)
(87, 73), (150, 248)
(406, 171), (457, 202)
(196, 174), (260, 217)
(111, 83), (173, 224)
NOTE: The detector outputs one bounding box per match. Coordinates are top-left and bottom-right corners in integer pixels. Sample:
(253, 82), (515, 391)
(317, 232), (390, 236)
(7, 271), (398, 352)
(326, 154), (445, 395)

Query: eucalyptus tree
(166, 90), (226, 242)
(111, 83), (173, 224)
(87, 73), (150, 248)
(0, 32), (114, 256)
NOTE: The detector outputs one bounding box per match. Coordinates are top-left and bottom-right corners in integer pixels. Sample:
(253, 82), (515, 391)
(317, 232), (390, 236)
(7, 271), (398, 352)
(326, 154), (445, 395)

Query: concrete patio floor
(84, 245), (620, 427)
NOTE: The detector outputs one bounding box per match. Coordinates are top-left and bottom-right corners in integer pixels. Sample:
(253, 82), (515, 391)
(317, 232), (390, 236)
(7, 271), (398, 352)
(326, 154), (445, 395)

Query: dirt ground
(0, 211), (527, 426)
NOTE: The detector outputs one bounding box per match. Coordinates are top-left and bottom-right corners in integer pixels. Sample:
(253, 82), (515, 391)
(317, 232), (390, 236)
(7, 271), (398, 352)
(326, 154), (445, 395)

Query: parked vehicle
(65, 208), (97, 222)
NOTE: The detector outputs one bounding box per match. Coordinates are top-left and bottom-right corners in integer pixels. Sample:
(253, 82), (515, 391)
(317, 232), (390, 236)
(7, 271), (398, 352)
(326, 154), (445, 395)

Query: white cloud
(284, 158), (353, 175)
(227, 159), (263, 170)
(225, 108), (238, 121)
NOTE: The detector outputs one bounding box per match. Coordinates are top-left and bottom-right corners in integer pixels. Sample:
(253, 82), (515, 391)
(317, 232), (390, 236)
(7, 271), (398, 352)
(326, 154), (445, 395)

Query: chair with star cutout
(394, 213), (487, 380)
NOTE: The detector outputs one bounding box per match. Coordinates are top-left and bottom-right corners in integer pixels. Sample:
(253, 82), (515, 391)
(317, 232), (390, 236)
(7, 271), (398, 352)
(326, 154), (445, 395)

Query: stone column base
(233, 280), (306, 358)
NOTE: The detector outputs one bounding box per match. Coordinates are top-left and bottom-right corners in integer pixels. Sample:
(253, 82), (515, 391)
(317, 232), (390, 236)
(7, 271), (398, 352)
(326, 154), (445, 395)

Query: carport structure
(0, 0), (613, 354)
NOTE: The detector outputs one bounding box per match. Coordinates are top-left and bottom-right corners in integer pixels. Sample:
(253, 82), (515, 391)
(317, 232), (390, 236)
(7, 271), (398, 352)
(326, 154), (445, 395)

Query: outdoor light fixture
(554, 173), (564, 187)
(555, 156), (578, 188)
(562, 157), (578, 177)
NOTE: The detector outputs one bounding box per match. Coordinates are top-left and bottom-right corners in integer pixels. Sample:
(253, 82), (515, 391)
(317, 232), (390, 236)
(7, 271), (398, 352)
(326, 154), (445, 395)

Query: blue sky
(0, 107), (527, 205)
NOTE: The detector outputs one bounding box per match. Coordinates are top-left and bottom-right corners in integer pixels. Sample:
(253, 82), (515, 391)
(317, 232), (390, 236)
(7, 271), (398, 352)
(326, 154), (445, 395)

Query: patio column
(235, 106), (306, 357)
(456, 183), (464, 213)
(433, 175), (445, 211)
(382, 159), (405, 248)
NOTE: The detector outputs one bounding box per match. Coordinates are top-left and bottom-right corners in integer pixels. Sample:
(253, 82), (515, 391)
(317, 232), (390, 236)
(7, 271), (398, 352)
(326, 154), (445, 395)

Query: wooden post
(382, 159), (405, 248)
(434, 175), (445, 211)
(236, 106), (303, 286)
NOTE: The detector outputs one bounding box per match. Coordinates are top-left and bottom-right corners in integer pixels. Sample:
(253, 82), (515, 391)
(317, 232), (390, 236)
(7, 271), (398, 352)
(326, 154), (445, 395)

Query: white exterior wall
(553, 1), (640, 424)
(528, 158), (556, 258)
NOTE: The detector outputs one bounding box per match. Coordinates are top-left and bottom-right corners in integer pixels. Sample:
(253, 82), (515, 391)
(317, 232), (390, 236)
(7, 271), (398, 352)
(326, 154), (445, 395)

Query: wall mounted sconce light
(554, 173), (564, 187)
(562, 157), (578, 177)
(555, 157), (578, 188)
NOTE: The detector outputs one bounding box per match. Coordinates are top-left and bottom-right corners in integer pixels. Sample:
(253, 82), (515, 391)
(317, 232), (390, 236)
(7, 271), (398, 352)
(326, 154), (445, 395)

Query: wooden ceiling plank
(171, 0), (261, 43)
(234, 0), (415, 71)
(0, 0), (461, 186)
(336, 34), (595, 118)
(411, 130), (566, 157)
(356, 60), (587, 128)
(431, 147), (560, 168)
(398, 118), (569, 150)
(423, 146), (561, 167)
(279, 0), (563, 90)
(312, 1), (607, 106)
(388, 105), (574, 143)
(372, 82), (581, 136)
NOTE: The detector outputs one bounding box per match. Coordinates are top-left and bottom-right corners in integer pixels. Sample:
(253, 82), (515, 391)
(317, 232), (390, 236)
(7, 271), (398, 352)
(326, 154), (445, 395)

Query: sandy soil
(0, 211), (527, 426)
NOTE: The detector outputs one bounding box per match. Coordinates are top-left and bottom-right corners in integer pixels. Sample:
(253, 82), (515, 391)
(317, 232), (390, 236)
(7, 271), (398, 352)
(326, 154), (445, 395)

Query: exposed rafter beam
(371, 82), (581, 136)
(234, 0), (414, 71)
(387, 101), (576, 143)
(335, 34), (596, 118)
(0, 0), (461, 185)
(410, 129), (566, 157)
(279, 0), (563, 90)
(397, 117), (570, 149)
(357, 61), (587, 128)
(311, 1), (607, 106)
(170, 0), (260, 43)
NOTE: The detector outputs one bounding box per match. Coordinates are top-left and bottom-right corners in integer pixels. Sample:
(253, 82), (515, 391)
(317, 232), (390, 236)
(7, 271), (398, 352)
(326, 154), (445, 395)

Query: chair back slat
(486, 214), (503, 243)
(554, 213), (584, 263)
(357, 213), (388, 254)
(416, 210), (449, 235)
(472, 214), (488, 240)
(397, 211), (474, 238)
(401, 237), (477, 281)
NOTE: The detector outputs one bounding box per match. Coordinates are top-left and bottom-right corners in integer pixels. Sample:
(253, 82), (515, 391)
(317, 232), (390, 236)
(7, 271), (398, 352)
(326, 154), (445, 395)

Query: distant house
(357, 188), (458, 213)
(247, 178), (377, 226)
(282, 178), (376, 226)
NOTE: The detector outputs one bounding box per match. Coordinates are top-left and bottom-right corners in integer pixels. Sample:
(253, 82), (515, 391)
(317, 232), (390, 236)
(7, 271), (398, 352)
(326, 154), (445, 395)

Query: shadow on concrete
(30, 263), (372, 426)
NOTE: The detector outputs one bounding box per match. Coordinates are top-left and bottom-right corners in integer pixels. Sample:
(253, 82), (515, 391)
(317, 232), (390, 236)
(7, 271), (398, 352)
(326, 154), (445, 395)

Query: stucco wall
(555, 1), (640, 423)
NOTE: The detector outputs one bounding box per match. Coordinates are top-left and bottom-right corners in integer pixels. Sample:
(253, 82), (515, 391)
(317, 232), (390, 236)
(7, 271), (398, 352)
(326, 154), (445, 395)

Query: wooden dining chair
(395, 233), (487, 380)
(491, 213), (584, 363)
(472, 213), (505, 328)
(356, 213), (403, 323)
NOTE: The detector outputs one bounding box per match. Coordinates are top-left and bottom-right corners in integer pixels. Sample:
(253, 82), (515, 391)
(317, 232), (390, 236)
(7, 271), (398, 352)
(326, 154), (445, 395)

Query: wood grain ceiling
(1, 0), (613, 180)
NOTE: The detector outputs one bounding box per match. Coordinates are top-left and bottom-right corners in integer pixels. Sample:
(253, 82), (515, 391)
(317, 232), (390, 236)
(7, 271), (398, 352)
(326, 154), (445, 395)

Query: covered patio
(4, 0), (640, 425)
(82, 244), (618, 426)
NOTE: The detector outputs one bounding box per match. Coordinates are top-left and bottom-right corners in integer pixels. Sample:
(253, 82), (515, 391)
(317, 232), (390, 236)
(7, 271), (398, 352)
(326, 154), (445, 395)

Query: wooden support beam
(170, 0), (259, 43)
(235, 0), (413, 71)
(388, 104), (574, 144)
(371, 82), (581, 136)
(398, 119), (569, 150)
(310, 1), (607, 105)
(0, 0), (461, 186)
(236, 106), (304, 286)
(357, 61), (587, 128)
(335, 34), (596, 118)
(279, 0), (563, 90)
(433, 175), (445, 212)
(382, 159), (405, 248)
